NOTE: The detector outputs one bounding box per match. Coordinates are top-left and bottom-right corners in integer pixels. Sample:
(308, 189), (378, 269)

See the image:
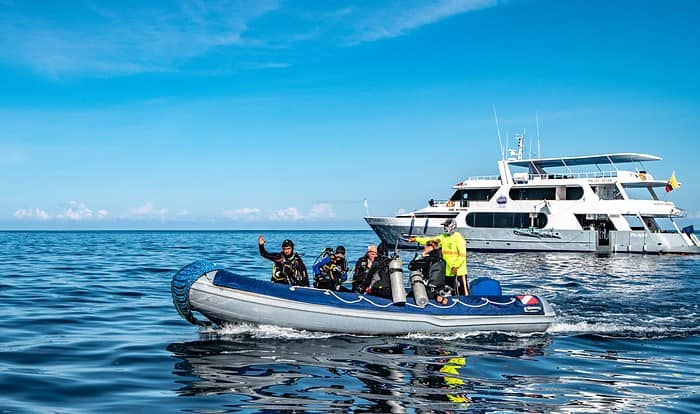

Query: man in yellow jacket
(409, 218), (468, 295)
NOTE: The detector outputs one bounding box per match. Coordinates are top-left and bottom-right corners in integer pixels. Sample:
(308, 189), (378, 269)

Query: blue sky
(1, 0), (699, 230)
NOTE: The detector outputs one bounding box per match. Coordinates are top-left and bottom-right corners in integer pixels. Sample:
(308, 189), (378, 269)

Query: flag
(665, 172), (680, 192)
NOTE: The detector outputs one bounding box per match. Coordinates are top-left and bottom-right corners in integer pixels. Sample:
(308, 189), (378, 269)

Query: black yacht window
(565, 186), (584, 200)
(466, 212), (548, 229)
(451, 189), (497, 202)
(509, 187), (556, 201)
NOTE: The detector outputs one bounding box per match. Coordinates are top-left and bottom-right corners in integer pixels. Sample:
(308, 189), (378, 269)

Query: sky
(1, 0), (699, 230)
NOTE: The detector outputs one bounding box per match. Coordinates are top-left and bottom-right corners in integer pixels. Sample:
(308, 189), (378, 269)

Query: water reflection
(167, 332), (550, 412)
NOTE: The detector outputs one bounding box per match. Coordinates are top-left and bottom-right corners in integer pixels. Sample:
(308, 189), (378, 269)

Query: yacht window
(466, 212), (548, 229)
(509, 187), (556, 201)
(623, 214), (645, 231)
(565, 186), (584, 200)
(592, 184), (624, 200)
(451, 189), (497, 202)
(642, 216), (677, 233)
(493, 213), (512, 228)
(575, 214), (617, 231)
(621, 184), (658, 201)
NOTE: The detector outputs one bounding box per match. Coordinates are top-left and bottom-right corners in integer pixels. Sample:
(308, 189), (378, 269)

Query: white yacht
(365, 136), (699, 254)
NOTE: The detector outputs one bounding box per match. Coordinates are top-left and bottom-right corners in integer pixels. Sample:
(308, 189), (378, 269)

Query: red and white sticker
(517, 295), (540, 306)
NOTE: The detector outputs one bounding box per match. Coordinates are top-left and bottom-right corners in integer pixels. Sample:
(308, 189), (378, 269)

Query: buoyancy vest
(313, 253), (348, 289)
(272, 253), (308, 286)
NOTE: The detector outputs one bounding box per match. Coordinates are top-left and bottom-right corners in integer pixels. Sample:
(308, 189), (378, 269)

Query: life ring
(446, 200), (455, 207)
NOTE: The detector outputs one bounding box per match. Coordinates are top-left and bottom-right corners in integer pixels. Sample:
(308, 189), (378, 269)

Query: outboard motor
(409, 270), (428, 308)
(389, 256), (406, 305)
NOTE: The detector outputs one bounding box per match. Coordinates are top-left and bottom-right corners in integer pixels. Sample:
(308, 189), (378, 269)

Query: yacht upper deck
(454, 153), (665, 189)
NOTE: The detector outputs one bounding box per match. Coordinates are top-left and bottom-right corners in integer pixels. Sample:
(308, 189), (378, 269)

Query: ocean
(1, 230), (698, 413)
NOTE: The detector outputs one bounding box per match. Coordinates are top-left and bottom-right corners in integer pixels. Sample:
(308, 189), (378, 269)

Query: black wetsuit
(352, 254), (391, 298)
(408, 250), (447, 299)
(259, 244), (309, 287)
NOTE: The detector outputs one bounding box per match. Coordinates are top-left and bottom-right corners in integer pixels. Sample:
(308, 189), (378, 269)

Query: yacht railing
(465, 170), (620, 182)
(429, 199), (469, 208)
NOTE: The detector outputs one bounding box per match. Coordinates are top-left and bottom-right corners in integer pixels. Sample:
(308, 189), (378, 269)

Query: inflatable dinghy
(171, 260), (555, 335)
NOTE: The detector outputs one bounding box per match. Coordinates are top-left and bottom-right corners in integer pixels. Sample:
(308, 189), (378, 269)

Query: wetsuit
(259, 244), (309, 287)
(313, 254), (348, 290)
(408, 250), (447, 299)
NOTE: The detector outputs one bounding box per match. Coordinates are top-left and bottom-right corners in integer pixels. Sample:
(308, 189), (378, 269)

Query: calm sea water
(1, 230), (698, 413)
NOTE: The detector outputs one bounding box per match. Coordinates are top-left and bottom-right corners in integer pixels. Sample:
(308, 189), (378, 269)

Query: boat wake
(201, 322), (340, 340)
(548, 320), (699, 339)
(197, 321), (551, 342)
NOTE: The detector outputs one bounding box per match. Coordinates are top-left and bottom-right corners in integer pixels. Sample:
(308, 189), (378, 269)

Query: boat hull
(366, 216), (700, 254)
(173, 261), (555, 335)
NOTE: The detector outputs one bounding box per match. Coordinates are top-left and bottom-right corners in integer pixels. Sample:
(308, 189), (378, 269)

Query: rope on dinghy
(324, 290), (517, 308)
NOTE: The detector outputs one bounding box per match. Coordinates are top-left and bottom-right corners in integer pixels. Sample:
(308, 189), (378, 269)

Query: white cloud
(13, 208), (50, 220)
(307, 203), (335, 219)
(0, 0), (280, 76)
(56, 201), (108, 221)
(243, 62), (292, 70)
(268, 204), (337, 221)
(0, 1), (506, 76)
(223, 207), (261, 220)
(13, 202), (108, 221)
(347, 0), (501, 44)
(129, 202), (168, 217)
(269, 207), (304, 221)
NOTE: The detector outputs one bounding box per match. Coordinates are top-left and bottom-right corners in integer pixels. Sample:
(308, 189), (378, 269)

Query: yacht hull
(366, 216), (700, 254)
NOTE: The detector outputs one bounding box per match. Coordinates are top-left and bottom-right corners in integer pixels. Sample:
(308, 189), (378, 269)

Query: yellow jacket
(415, 232), (467, 277)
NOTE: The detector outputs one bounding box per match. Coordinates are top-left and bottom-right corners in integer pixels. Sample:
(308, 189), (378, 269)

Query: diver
(352, 245), (378, 293)
(312, 245), (350, 291)
(409, 218), (468, 295)
(257, 235), (309, 287)
(352, 244), (392, 298)
(408, 239), (448, 301)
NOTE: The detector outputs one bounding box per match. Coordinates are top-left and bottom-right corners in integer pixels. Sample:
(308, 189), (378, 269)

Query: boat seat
(469, 277), (502, 296)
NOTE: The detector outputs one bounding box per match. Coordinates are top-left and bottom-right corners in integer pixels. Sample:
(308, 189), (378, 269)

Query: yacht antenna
(514, 132), (524, 160)
(536, 112), (541, 158)
(493, 105), (505, 160)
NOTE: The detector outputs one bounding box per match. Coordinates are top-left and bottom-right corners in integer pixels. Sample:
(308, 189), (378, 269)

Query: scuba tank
(409, 270), (429, 308)
(389, 256), (406, 305)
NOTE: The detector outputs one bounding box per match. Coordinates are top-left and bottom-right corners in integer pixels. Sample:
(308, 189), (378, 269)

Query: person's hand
(451, 267), (458, 274)
(408, 236), (416, 243)
(258, 235), (265, 245)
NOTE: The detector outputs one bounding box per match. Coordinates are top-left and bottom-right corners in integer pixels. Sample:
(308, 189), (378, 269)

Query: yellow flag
(666, 172), (680, 192)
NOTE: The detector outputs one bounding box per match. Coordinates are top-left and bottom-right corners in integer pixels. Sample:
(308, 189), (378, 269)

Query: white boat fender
(409, 270), (429, 308)
(389, 256), (407, 305)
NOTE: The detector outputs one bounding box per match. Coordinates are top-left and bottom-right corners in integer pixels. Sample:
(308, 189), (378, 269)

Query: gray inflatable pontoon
(171, 260), (555, 335)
